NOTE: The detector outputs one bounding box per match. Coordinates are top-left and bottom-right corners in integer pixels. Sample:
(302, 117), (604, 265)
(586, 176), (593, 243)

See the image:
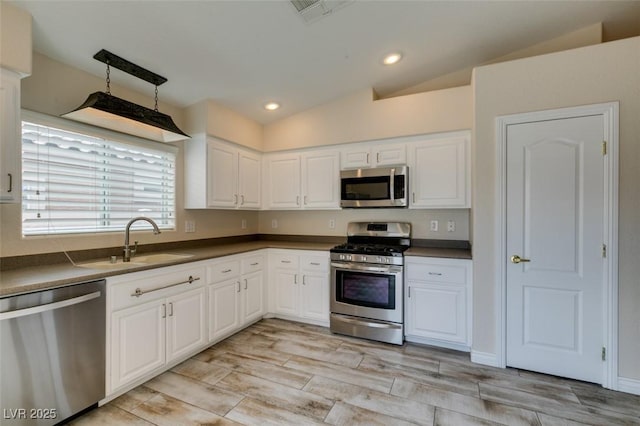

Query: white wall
(473, 37), (640, 380)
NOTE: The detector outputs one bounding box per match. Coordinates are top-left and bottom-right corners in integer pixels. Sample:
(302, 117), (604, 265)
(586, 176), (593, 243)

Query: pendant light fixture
(62, 49), (190, 143)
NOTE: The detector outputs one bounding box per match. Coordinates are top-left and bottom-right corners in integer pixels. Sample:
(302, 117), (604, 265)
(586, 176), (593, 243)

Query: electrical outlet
(329, 219), (336, 229)
(271, 219), (278, 229)
(185, 220), (196, 233)
(430, 220), (438, 232)
(447, 220), (455, 232)
(241, 219), (247, 229)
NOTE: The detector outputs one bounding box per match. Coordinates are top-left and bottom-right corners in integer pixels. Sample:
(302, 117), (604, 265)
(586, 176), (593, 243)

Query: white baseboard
(470, 350), (500, 367)
(617, 377), (640, 395)
(404, 335), (470, 352)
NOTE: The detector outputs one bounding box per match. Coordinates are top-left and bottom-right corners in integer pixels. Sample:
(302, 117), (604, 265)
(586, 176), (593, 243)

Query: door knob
(510, 255), (531, 264)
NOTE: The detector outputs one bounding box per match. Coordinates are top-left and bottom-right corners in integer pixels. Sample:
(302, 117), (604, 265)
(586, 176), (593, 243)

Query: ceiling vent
(290, 0), (353, 23)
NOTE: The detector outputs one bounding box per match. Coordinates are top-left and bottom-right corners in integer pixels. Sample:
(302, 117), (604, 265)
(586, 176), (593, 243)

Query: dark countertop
(0, 236), (472, 297)
(405, 247), (472, 260)
(0, 240), (337, 298)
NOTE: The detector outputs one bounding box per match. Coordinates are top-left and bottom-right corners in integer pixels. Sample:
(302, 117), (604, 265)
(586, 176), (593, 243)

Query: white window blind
(22, 120), (176, 236)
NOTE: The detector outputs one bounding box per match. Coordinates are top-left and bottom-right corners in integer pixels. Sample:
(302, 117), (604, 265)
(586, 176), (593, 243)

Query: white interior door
(506, 114), (605, 383)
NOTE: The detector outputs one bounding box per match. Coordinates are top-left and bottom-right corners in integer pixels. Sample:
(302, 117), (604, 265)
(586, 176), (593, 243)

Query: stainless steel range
(330, 222), (410, 345)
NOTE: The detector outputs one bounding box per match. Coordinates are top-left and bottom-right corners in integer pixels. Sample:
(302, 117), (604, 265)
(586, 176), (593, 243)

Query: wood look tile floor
(72, 319), (640, 426)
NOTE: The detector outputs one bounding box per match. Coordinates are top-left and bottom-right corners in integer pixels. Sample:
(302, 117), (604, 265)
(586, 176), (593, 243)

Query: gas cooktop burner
(331, 243), (408, 256)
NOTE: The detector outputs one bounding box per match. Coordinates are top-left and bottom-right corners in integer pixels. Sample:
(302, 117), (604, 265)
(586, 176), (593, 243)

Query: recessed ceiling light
(382, 52), (403, 65)
(264, 102), (280, 111)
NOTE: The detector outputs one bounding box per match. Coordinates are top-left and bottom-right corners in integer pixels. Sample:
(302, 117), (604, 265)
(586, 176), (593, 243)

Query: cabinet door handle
(241, 195), (245, 205)
(244, 279), (248, 290)
(162, 303), (166, 318)
(366, 153), (370, 164)
(412, 192), (416, 203)
(428, 272), (442, 276)
(408, 287), (411, 298)
(234, 194), (238, 204)
(294, 274), (298, 284)
(310, 262), (320, 266)
(222, 269), (232, 273)
(7, 173), (12, 193)
(296, 195), (300, 205)
(376, 152), (380, 163)
(237, 281), (241, 292)
(281, 260), (291, 264)
(168, 302), (174, 317)
(250, 262), (259, 266)
(302, 275), (306, 285)
(304, 195), (307, 205)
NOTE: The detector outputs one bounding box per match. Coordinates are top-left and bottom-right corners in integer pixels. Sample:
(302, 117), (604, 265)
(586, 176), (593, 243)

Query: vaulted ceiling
(9, 1), (640, 123)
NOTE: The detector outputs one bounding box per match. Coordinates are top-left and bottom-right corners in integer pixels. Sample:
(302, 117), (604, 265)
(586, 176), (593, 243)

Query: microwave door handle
(389, 168), (395, 202)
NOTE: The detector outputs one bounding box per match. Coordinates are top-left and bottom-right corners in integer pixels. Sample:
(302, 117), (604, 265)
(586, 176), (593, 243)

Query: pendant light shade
(62, 49), (189, 143)
(63, 91), (189, 143)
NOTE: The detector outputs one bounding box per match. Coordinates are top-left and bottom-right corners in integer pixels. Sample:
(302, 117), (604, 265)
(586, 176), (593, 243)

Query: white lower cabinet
(107, 263), (207, 394)
(270, 250), (330, 325)
(207, 252), (265, 343)
(405, 256), (472, 351)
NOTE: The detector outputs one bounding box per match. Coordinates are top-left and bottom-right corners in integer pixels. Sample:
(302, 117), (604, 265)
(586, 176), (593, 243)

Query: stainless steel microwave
(340, 166), (408, 208)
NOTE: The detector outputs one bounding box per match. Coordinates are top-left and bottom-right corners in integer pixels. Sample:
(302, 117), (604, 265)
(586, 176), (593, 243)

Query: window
(21, 116), (176, 236)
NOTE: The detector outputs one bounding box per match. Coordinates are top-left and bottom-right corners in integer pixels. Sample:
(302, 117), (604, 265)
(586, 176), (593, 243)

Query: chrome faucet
(123, 217), (161, 262)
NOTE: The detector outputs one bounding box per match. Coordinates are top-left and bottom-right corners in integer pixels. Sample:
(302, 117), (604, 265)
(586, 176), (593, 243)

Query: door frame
(494, 102), (619, 389)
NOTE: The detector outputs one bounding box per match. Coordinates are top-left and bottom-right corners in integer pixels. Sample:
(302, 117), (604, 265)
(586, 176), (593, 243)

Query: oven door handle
(333, 314), (402, 329)
(331, 262), (401, 274)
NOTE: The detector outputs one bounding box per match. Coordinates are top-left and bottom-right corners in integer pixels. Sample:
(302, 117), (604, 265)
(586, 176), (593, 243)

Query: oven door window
(341, 176), (390, 201)
(335, 270), (395, 309)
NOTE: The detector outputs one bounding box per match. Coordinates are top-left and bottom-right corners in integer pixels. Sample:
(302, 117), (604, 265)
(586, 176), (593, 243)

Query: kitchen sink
(130, 253), (193, 264)
(76, 259), (146, 269)
(77, 253), (193, 269)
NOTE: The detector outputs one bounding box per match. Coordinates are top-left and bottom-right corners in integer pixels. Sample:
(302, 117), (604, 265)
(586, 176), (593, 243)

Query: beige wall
(390, 23), (603, 97)
(21, 53), (185, 126)
(0, 2), (32, 75)
(184, 100), (263, 151)
(1, 53), (260, 257)
(263, 86), (472, 151)
(473, 37), (640, 380)
(259, 209), (470, 240)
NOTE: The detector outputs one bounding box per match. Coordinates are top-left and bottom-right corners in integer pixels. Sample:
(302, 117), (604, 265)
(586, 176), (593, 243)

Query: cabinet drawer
(242, 254), (264, 274)
(208, 259), (241, 283)
(110, 265), (206, 311)
(406, 262), (467, 284)
(271, 253), (299, 269)
(300, 255), (329, 272)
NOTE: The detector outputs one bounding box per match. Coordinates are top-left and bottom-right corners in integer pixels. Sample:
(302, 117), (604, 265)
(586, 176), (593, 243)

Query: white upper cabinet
(302, 150), (340, 209)
(265, 153), (301, 209)
(264, 149), (340, 210)
(0, 69), (21, 203)
(408, 131), (470, 209)
(184, 136), (261, 209)
(341, 142), (406, 169)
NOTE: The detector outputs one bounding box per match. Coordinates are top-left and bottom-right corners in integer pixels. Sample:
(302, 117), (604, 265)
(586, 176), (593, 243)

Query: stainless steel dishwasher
(0, 280), (105, 425)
